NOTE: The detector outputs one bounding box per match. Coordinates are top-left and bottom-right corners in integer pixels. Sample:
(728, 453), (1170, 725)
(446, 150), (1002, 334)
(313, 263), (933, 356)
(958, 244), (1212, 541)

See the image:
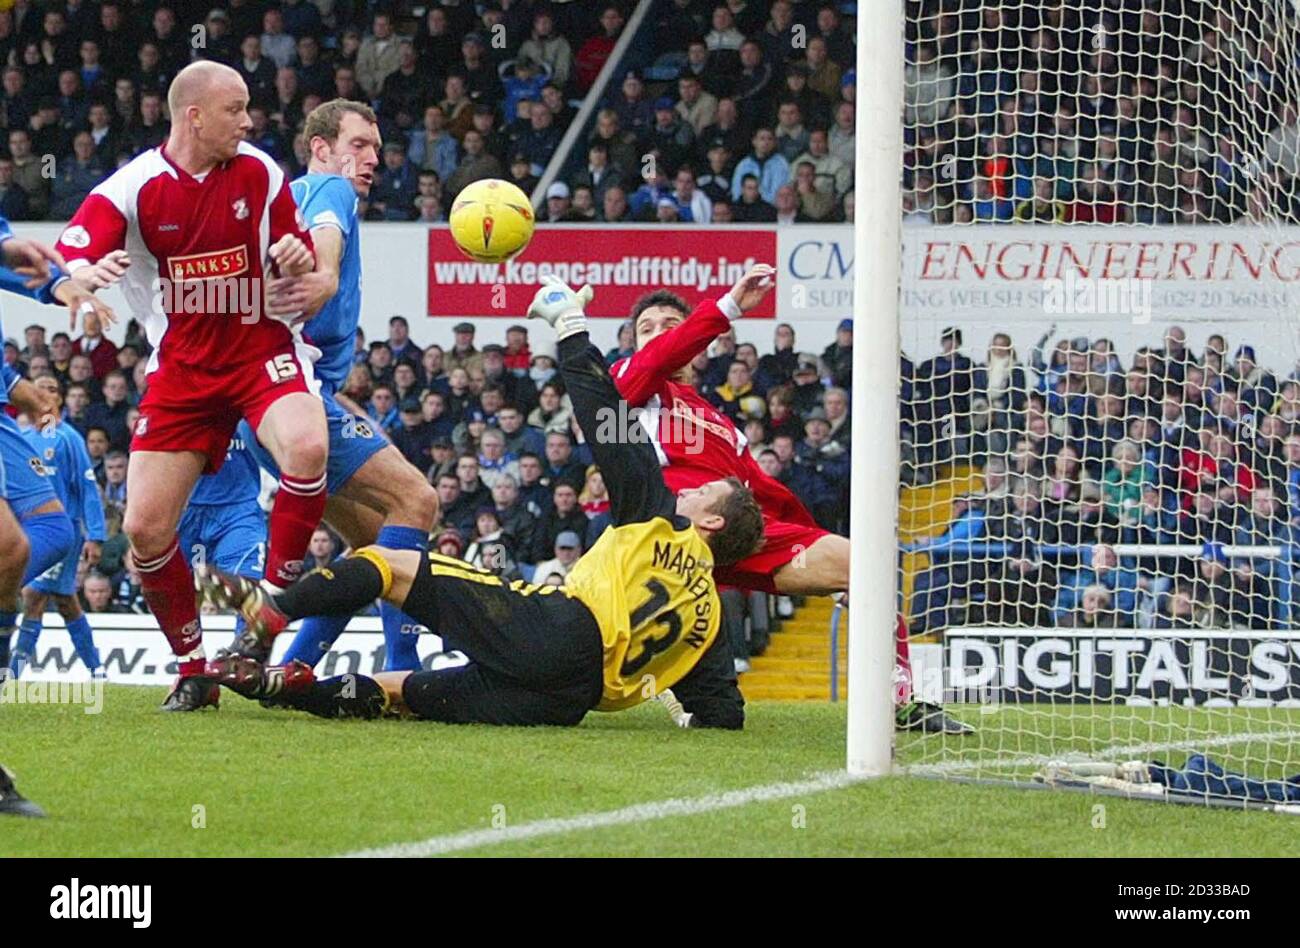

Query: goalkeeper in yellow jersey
(195, 276), (765, 728)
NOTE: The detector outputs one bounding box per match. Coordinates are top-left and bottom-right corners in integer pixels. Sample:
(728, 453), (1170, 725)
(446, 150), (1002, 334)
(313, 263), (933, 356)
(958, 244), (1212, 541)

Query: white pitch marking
(338, 729), (1300, 856)
(339, 770), (865, 858)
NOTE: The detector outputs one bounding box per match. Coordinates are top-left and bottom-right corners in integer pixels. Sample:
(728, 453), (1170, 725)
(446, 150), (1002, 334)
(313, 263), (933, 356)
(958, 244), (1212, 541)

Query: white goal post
(848, 0), (906, 776)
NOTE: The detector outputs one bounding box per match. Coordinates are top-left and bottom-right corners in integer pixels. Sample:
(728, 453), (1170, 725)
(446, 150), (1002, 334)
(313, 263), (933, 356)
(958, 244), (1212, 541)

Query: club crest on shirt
(232, 197), (249, 220)
(60, 225), (91, 248)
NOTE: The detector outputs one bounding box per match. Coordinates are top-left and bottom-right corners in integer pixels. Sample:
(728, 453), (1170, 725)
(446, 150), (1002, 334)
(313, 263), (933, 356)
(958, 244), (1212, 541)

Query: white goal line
(337, 770), (864, 858)
(335, 728), (1300, 857)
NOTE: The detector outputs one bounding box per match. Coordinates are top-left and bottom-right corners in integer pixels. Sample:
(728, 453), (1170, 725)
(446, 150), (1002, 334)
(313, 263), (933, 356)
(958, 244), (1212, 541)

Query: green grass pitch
(2, 686), (1295, 857)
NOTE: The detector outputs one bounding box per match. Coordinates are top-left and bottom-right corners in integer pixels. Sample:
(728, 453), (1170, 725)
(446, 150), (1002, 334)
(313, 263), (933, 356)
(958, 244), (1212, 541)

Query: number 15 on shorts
(265, 353), (299, 383)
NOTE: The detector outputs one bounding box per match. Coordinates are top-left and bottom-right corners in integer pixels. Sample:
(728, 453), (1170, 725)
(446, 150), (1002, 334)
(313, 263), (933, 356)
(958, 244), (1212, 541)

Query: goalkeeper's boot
(0, 763), (45, 818)
(896, 700), (974, 735)
(195, 566), (287, 661)
(160, 674), (220, 712)
(204, 654), (314, 703)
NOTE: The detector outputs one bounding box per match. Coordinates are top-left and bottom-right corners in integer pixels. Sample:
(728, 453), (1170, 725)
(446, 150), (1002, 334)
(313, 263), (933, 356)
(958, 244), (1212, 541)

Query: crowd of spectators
(901, 0), (1300, 225)
(6, 0), (1299, 229)
(2, 309), (854, 661)
(905, 324), (1300, 635)
(0, 0), (861, 225)
(547, 0), (859, 225)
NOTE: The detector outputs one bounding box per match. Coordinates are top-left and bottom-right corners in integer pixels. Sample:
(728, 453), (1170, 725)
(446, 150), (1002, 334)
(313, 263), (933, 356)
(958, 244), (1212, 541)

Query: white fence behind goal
(893, 0), (1300, 805)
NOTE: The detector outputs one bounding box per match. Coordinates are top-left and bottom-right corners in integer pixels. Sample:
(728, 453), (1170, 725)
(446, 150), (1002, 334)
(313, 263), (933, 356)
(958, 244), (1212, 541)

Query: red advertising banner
(428, 225), (778, 318)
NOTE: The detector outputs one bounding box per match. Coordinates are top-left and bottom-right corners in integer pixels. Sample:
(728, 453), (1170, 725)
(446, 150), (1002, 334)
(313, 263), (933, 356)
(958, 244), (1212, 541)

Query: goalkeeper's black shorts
(397, 553), (605, 726)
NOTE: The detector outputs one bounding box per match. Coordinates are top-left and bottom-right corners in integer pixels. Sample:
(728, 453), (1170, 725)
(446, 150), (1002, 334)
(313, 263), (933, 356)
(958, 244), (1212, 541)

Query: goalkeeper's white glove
(655, 688), (694, 728)
(527, 274), (593, 341)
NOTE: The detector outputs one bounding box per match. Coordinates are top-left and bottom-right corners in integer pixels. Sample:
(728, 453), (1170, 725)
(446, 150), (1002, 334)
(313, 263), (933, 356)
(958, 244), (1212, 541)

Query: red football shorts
(131, 348), (313, 472)
(713, 515), (831, 594)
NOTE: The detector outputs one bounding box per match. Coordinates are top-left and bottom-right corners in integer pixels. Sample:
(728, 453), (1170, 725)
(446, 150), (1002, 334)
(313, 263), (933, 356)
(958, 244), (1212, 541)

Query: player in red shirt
(556, 266), (968, 733)
(54, 62), (329, 711)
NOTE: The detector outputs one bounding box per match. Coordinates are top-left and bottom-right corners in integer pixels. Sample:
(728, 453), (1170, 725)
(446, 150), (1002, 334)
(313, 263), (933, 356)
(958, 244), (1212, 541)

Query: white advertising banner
(10, 221), (1300, 367)
(778, 222), (1300, 371)
(9, 614), (463, 688)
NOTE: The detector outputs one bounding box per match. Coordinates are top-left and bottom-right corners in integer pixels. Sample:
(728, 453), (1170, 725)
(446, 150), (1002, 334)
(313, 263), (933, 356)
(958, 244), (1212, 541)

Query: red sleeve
(267, 173), (315, 260)
(611, 298), (731, 406)
(54, 194), (128, 269)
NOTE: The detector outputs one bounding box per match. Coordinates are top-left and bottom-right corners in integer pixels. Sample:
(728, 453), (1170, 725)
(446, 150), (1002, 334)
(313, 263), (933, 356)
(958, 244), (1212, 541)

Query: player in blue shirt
(7, 376), (108, 679)
(248, 100), (439, 672)
(0, 225), (116, 677)
(179, 431), (266, 595)
(0, 218), (115, 818)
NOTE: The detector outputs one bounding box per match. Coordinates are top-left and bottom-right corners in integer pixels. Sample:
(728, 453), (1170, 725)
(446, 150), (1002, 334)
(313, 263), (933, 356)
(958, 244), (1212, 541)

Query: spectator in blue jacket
(628, 157), (672, 219)
(731, 127), (791, 203)
(906, 493), (988, 634)
(503, 56), (550, 129)
(407, 104), (460, 185)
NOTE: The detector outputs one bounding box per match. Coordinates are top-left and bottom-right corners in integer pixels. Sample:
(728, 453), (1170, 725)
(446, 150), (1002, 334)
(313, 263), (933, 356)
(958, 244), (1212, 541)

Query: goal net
(894, 0), (1300, 807)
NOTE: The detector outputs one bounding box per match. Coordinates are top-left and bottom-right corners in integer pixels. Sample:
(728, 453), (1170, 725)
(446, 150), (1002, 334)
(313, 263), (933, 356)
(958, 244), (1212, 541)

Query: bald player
(51, 60), (326, 711)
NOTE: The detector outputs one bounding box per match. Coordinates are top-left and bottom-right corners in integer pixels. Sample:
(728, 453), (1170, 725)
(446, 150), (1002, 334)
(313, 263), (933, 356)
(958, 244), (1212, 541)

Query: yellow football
(448, 178), (536, 264)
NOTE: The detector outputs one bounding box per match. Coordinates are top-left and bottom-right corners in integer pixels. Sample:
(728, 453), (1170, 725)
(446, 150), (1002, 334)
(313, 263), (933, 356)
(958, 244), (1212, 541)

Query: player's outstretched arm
(529, 276), (677, 527)
(0, 255), (117, 331)
(613, 263), (776, 407)
(0, 233), (65, 288)
(0, 362), (46, 421)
